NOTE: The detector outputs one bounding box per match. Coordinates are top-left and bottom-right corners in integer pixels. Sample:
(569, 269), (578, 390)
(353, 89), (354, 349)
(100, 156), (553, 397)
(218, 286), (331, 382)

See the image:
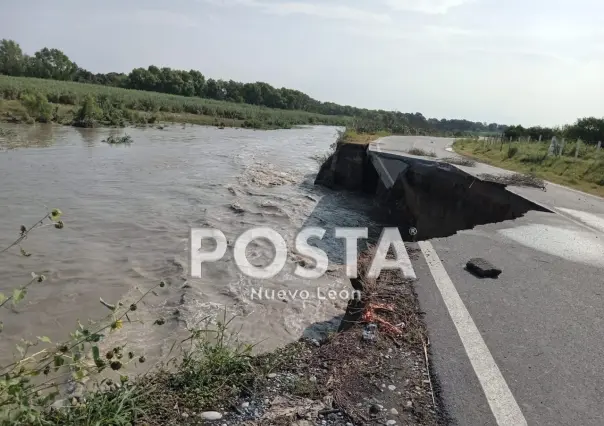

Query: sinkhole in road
(315, 143), (551, 241)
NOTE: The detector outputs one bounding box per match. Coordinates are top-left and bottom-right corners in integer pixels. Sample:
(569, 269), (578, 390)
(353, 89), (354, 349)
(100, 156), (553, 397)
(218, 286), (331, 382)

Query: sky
(1, 0), (603, 126)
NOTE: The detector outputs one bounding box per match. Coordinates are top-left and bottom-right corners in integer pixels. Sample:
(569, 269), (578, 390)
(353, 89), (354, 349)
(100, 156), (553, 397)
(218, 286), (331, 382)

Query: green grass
(0, 75), (352, 129)
(340, 129), (391, 145)
(23, 316), (283, 426)
(453, 138), (604, 197)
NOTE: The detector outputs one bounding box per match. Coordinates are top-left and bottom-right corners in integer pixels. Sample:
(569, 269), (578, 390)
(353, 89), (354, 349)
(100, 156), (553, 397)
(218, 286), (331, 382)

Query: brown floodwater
(0, 123), (380, 364)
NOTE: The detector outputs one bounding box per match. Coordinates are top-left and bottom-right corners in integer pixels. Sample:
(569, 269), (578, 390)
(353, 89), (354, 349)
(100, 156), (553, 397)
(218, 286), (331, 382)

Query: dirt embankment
(189, 248), (445, 426)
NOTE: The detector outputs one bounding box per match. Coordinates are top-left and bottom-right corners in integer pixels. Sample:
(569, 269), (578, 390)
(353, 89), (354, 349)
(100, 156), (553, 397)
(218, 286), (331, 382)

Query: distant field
(454, 138), (604, 197)
(0, 76), (351, 129)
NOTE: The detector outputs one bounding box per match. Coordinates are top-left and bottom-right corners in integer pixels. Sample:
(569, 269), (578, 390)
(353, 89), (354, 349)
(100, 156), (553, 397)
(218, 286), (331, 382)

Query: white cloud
(204, 0), (390, 23)
(384, 0), (475, 14)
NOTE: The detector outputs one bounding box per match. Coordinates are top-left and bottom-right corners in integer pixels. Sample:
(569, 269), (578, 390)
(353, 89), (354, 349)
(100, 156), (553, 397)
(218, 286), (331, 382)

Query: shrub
(72, 94), (102, 127)
(242, 119), (263, 129)
(519, 152), (547, 164)
(19, 92), (53, 123)
(507, 145), (518, 158)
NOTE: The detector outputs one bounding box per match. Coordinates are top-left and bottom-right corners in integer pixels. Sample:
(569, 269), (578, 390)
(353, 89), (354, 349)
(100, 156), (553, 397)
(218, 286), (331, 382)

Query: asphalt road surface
(370, 136), (604, 426)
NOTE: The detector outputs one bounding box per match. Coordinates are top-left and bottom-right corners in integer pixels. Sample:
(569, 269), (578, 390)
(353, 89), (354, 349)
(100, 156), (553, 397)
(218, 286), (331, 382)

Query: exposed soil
(137, 247), (446, 426)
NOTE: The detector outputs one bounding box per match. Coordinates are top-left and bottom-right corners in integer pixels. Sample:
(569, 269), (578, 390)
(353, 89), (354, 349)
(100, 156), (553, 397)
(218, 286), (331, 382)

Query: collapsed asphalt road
(318, 137), (604, 426)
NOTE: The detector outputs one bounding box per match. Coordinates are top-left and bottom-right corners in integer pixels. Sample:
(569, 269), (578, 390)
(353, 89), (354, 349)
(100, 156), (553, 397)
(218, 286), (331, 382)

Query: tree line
(0, 38), (529, 136)
(503, 117), (604, 145)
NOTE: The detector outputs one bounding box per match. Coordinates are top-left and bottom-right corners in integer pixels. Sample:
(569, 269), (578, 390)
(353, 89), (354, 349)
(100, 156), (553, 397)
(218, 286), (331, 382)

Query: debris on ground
(405, 148), (437, 158)
(230, 202), (245, 213)
(177, 247), (447, 426)
(103, 134), (133, 145)
(477, 172), (546, 190)
(439, 157), (476, 167)
(362, 323), (378, 343)
(466, 258), (502, 278)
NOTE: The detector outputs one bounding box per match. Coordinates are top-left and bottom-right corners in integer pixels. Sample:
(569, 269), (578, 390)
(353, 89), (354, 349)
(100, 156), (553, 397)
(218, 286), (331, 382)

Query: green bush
(507, 145), (519, 158)
(72, 94), (102, 127)
(19, 92), (53, 123)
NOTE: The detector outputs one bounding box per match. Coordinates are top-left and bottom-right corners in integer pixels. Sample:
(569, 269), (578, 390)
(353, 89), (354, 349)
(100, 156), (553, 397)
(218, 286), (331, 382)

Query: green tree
(565, 117), (604, 144)
(127, 67), (153, 91)
(242, 83), (263, 105)
(224, 80), (243, 103)
(27, 47), (78, 80)
(204, 79), (225, 100)
(0, 39), (25, 76)
(189, 70), (206, 97)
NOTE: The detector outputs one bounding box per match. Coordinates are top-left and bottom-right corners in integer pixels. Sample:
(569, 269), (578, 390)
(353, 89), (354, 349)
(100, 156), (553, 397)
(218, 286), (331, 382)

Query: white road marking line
(369, 141), (397, 188)
(419, 241), (528, 426)
(555, 207), (604, 235)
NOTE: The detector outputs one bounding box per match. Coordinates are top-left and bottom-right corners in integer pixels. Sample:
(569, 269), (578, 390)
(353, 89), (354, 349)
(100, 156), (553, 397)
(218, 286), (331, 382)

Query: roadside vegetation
(0, 209), (289, 425)
(1, 38), (507, 135)
(338, 128), (391, 145)
(0, 76), (351, 129)
(454, 138), (604, 197)
(503, 117), (604, 146)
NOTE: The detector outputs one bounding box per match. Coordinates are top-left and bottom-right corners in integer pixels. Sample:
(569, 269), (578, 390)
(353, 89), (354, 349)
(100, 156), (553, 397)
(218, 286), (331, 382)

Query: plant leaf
(0, 293), (6, 304)
(37, 336), (52, 344)
(92, 346), (100, 361)
(99, 298), (116, 311)
(53, 355), (65, 368)
(20, 247), (32, 257)
(50, 209), (62, 222)
(12, 288), (26, 306)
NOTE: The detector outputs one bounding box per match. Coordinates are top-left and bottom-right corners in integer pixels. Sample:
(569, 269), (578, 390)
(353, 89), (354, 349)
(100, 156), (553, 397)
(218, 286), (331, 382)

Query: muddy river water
(0, 124), (380, 363)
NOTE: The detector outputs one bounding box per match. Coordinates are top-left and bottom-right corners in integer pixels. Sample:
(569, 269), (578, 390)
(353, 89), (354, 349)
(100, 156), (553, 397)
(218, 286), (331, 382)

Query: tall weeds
(0, 208), (261, 425)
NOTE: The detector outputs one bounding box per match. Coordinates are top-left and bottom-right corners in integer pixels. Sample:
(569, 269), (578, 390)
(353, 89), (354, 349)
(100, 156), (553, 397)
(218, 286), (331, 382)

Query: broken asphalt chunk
(466, 258), (502, 278)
